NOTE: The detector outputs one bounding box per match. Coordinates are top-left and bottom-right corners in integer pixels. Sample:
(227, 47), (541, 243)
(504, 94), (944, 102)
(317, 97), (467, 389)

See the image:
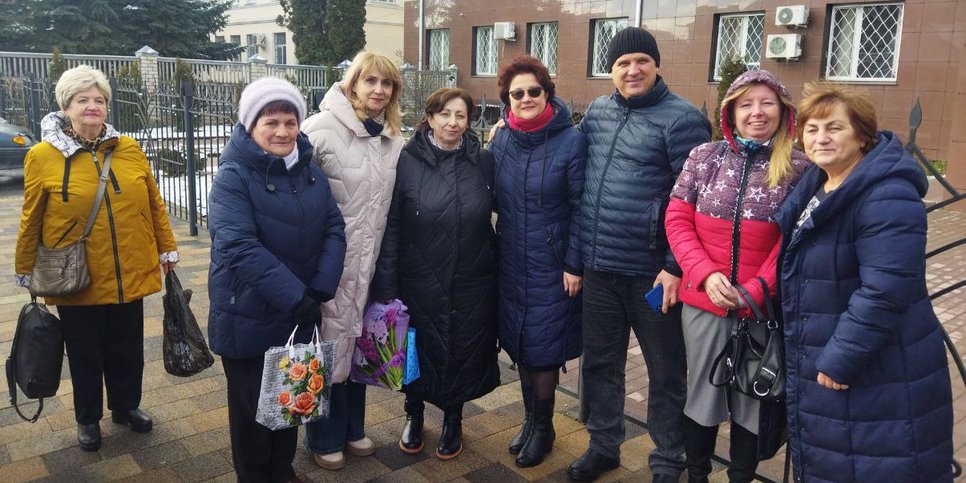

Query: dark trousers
(222, 356), (297, 483)
(57, 299), (145, 425)
(581, 269), (688, 477)
(303, 380), (367, 454)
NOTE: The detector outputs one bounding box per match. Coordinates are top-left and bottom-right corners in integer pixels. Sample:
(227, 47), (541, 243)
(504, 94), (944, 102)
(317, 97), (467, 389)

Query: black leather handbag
(5, 296), (64, 422)
(709, 277), (785, 402)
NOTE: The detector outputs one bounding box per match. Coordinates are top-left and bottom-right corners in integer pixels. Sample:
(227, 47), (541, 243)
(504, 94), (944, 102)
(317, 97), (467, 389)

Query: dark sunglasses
(509, 87), (544, 100)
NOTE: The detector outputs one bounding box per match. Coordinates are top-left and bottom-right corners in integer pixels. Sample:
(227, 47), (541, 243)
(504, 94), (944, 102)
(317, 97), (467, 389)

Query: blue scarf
(735, 135), (765, 153)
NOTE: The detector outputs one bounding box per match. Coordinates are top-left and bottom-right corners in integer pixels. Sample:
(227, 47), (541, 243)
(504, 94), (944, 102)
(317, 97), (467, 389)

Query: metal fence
(0, 51), (138, 80)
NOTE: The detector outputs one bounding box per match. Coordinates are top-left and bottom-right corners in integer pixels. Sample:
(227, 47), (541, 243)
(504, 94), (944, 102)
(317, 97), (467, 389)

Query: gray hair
(55, 65), (111, 110)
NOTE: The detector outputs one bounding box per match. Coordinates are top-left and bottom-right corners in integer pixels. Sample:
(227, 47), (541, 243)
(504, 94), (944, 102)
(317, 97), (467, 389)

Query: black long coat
(370, 130), (500, 407)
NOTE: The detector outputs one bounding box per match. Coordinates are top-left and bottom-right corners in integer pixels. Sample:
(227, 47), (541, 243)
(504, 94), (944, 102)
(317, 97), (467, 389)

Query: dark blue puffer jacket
(490, 98), (587, 367)
(579, 77), (711, 277)
(207, 124), (347, 359)
(776, 131), (952, 483)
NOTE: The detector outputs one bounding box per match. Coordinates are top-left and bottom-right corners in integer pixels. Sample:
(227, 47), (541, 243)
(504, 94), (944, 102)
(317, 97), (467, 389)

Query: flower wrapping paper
(351, 299), (411, 390)
(256, 336), (336, 431)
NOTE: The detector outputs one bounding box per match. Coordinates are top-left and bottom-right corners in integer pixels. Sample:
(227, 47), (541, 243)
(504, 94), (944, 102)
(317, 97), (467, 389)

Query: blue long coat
(775, 131), (952, 483)
(207, 124), (347, 359)
(489, 98), (587, 367)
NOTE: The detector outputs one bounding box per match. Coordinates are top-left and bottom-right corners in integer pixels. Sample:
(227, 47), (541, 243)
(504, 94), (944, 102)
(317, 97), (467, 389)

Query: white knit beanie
(237, 77), (307, 131)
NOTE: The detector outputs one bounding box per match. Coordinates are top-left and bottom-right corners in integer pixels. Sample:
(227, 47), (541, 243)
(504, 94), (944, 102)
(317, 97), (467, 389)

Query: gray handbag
(29, 152), (113, 297)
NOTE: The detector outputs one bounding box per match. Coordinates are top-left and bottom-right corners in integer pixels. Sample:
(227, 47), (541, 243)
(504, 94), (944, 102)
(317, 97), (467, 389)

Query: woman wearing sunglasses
(488, 54), (587, 468)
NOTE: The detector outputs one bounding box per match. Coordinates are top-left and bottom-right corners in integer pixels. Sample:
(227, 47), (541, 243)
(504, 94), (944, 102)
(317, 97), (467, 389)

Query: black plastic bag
(162, 270), (214, 377)
(6, 296), (63, 422)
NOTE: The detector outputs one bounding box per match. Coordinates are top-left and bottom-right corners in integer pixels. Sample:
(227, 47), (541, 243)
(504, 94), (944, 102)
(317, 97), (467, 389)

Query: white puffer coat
(302, 82), (404, 383)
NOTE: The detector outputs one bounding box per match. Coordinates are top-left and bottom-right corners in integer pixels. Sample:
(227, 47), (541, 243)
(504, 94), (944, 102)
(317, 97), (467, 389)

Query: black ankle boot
(399, 399), (424, 454)
(509, 385), (533, 455)
(684, 416), (717, 483)
(435, 405), (463, 460)
(515, 398), (555, 467)
(727, 422), (760, 483)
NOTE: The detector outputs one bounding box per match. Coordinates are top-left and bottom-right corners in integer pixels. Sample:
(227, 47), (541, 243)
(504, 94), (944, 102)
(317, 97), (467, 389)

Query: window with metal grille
(246, 34), (257, 59)
(591, 18), (628, 76)
(474, 26), (497, 75)
(274, 33), (287, 64)
(712, 13), (764, 80)
(826, 3), (903, 81)
(428, 29), (450, 70)
(529, 22), (558, 76)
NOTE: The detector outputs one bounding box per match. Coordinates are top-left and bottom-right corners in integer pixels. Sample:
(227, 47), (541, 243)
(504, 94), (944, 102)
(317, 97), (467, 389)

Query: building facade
(403, 0), (966, 191)
(215, 0), (405, 65)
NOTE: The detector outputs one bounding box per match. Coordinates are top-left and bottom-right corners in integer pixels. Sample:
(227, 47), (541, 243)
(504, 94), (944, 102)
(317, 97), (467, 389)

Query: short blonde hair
(340, 51), (403, 136)
(55, 65), (111, 110)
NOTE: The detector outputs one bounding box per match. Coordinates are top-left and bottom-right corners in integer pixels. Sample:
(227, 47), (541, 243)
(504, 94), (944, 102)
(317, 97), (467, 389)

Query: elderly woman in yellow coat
(15, 65), (178, 452)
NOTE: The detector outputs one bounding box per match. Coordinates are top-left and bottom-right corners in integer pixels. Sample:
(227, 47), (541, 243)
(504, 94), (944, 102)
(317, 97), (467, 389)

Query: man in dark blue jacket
(568, 27), (711, 482)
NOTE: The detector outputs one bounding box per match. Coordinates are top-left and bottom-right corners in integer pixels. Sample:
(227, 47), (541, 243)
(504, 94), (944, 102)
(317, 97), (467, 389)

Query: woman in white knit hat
(207, 76), (346, 482)
(300, 51), (405, 471)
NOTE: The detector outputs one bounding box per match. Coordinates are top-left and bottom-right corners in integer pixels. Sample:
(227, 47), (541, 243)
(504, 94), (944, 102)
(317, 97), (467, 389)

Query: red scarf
(506, 103), (554, 133)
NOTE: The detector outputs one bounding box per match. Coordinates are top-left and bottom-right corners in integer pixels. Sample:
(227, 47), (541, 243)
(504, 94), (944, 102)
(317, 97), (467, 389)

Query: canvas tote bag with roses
(256, 326), (336, 431)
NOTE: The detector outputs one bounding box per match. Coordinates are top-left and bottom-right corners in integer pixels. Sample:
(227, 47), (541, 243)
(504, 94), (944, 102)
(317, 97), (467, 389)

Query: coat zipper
(727, 151), (755, 286)
(93, 151), (124, 303)
(590, 106), (630, 263)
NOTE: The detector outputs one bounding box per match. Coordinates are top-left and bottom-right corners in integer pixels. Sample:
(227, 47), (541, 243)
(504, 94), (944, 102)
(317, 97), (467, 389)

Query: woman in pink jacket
(664, 70), (809, 482)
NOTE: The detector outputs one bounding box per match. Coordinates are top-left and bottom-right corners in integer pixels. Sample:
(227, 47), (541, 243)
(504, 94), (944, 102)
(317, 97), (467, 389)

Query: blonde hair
(798, 81), (877, 154)
(722, 83), (796, 188)
(340, 51), (403, 136)
(55, 65), (111, 110)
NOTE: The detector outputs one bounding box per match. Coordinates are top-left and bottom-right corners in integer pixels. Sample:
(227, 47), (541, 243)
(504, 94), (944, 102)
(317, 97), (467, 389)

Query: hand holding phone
(645, 284), (663, 313)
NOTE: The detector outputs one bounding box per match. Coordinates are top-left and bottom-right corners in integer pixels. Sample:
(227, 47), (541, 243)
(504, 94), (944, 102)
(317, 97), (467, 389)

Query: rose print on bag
(276, 349), (328, 425)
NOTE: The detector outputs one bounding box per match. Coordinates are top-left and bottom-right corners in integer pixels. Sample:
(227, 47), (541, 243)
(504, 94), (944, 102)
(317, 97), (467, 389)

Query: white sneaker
(313, 451), (345, 470)
(345, 436), (376, 456)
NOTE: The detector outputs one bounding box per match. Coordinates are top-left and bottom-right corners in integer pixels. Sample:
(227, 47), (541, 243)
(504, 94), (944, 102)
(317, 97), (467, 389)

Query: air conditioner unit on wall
(494, 22), (516, 41)
(776, 5), (809, 27)
(766, 34), (803, 60)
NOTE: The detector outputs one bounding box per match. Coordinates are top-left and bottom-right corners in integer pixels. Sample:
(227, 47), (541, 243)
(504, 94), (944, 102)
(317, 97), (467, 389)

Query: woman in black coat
(370, 88), (500, 461)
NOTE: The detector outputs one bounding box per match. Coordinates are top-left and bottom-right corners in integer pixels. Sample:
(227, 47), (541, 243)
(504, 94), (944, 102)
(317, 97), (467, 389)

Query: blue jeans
(580, 269), (687, 477)
(303, 381), (367, 455)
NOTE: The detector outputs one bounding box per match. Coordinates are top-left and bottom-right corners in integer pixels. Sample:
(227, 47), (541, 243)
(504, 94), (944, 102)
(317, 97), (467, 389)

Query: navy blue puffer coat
(207, 124), (347, 359)
(775, 131), (952, 483)
(579, 78), (711, 277)
(489, 98), (587, 367)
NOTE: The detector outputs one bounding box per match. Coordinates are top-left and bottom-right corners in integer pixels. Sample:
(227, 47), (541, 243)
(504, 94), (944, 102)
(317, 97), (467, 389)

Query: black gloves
(292, 290), (323, 329)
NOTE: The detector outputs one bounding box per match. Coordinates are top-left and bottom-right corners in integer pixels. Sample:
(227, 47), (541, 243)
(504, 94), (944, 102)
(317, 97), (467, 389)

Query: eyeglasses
(509, 87), (544, 100)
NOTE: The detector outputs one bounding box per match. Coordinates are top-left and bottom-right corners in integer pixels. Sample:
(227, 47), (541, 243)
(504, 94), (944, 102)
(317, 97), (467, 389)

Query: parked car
(0, 117), (35, 174)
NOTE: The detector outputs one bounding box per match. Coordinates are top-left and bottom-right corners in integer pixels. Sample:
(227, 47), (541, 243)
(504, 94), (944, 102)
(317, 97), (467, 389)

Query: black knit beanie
(605, 27), (661, 72)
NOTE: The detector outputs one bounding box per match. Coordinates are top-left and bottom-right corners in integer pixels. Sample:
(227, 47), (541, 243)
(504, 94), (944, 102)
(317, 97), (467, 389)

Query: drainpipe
(418, 0), (425, 71)
(635, 0), (642, 26)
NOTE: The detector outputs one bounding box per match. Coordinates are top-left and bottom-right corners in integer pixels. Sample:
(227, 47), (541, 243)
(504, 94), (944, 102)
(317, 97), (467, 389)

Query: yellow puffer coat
(15, 126), (177, 306)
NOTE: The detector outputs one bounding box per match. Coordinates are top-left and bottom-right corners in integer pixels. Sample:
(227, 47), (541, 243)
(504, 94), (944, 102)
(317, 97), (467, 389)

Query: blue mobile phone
(645, 284), (664, 312)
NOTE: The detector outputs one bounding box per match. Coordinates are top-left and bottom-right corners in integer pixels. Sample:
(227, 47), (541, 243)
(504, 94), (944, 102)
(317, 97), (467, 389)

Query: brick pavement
(1, 192), (963, 482)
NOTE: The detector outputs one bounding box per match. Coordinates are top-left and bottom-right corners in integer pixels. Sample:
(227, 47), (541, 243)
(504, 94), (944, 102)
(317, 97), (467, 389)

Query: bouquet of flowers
(256, 326), (335, 430)
(351, 299), (411, 390)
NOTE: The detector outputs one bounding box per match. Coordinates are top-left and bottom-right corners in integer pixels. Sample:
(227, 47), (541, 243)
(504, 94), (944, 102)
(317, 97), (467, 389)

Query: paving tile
(129, 440), (192, 470)
(181, 426), (232, 456)
(303, 455), (391, 483)
(169, 449), (234, 482)
(410, 445), (489, 481)
(0, 456), (48, 483)
(5, 426), (76, 461)
(464, 461), (529, 483)
(367, 465), (433, 483)
(74, 453), (142, 481)
(372, 443), (429, 471)
(115, 467), (182, 483)
(39, 445), (104, 475)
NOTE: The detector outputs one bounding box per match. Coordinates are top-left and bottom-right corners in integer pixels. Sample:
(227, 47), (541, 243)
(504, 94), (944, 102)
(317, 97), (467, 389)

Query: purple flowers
(351, 300), (411, 390)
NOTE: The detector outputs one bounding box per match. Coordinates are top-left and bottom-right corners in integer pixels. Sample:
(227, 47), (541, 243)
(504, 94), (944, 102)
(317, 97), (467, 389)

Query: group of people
(14, 25), (953, 483)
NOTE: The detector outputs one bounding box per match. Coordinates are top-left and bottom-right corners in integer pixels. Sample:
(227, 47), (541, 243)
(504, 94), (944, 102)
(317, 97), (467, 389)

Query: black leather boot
(399, 399), (425, 455)
(435, 404), (463, 460)
(515, 397), (555, 467)
(727, 422), (760, 483)
(509, 385), (533, 455)
(566, 449), (620, 481)
(77, 423), (101, 451)
(111, 408), (153, 433)
(684, 416), (717, 483)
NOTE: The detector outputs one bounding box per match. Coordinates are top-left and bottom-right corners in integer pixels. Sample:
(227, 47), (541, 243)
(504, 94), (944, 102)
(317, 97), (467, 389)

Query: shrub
(713, 56), (748, 141)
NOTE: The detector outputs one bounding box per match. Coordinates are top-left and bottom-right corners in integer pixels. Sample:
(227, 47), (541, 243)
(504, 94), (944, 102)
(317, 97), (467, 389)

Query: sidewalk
(1, 193), (963, 482)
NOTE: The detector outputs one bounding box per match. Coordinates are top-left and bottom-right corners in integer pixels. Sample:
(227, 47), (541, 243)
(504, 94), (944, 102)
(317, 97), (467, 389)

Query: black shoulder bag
(5, 296), (64, 422)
